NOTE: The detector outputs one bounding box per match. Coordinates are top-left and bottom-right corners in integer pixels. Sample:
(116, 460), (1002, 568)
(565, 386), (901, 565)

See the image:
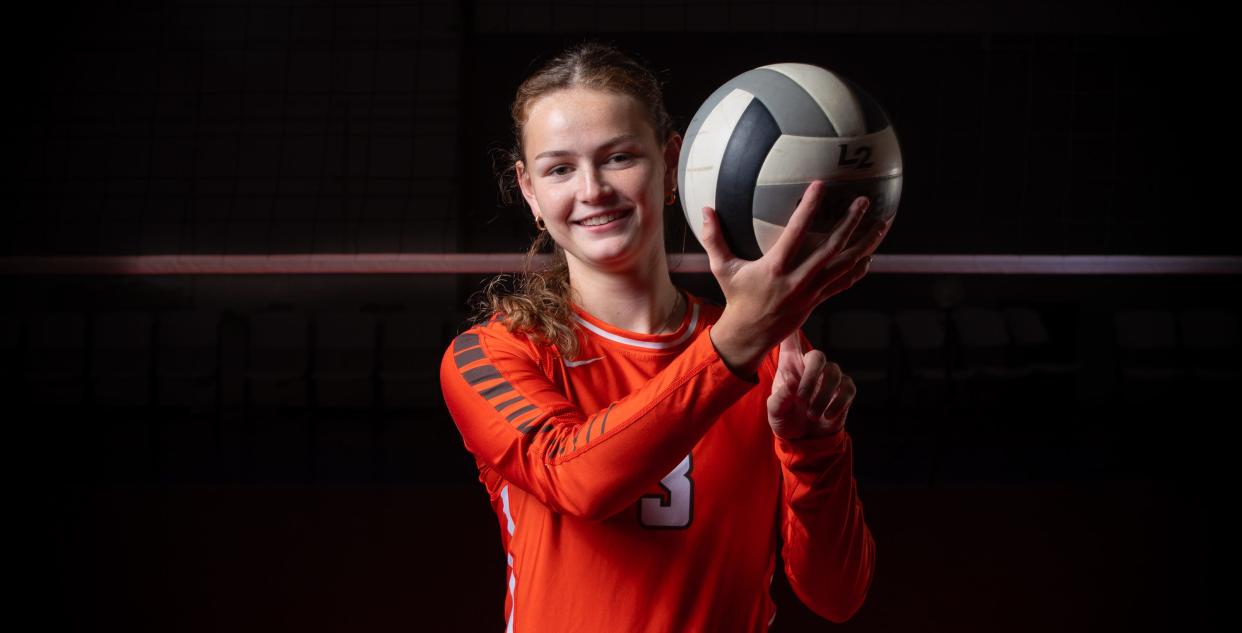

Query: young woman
(440, 39), (888, 632)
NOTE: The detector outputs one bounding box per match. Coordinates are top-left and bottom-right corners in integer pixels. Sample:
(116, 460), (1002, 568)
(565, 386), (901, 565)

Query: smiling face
(515, 86), (681, 275)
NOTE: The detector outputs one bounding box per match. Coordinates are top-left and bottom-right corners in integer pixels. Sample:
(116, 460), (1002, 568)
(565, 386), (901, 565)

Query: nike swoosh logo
(564, 356), (603, 367)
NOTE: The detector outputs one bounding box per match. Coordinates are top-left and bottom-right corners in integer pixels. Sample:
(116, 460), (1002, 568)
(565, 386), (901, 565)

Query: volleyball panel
(680, 88), (756, 247)
(713, 97), (783, 261)
(755, 127), (903, 187)
(759, 62), (868, 137)
(752, 175), (903, 262)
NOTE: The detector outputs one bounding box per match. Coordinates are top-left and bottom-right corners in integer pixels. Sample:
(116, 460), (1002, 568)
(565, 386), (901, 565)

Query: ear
(515, 160), (543, 219)
(662, 132), (683, 192)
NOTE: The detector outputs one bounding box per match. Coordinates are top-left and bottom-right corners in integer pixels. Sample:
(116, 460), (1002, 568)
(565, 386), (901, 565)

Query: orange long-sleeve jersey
(439, 289), (875, 632)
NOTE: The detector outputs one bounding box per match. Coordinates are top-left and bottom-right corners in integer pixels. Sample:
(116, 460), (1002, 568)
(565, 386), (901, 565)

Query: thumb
(779, 330), (801, 358)
(699, 206), (735, 271)
(767, 371), (798, 419)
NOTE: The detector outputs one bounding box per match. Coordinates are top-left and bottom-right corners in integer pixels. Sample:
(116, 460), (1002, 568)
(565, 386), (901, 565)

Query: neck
(566, 252), (684, 335)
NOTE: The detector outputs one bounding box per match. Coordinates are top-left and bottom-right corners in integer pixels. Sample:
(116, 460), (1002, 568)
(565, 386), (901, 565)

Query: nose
(577, 167), (615, 204)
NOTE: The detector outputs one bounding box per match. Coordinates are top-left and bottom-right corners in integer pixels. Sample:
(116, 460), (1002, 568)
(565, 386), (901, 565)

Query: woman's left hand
(767, 330), (855, 441)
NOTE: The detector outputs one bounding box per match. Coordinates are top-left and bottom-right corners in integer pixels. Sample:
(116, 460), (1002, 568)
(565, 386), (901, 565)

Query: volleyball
(678, 62), (902, 262)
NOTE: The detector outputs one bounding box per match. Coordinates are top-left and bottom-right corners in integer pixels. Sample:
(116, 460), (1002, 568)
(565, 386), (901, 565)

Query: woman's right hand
(699, 180), (889, 379)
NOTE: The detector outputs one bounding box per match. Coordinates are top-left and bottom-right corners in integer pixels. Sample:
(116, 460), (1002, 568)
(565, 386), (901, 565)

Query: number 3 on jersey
(639, 453), (693, 529)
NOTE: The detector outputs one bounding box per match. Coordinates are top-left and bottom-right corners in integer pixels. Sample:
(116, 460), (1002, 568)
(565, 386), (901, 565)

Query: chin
(570, 247), (640, 271)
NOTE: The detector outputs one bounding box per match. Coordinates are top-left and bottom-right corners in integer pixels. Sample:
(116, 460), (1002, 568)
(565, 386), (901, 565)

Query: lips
(574, 208), (632, 225)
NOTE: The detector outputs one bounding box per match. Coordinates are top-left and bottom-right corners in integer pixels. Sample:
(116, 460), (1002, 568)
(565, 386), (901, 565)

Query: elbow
(810, 574), (873, 624)
(553, 485), (632, 523)
(801, 530), (877, 624)
(555, 494), (604, 522)
(541, 469), (636, 522)
(576, 506), (610, 523)
(554, 502), (610, 523)
(820, 586), (870, 624)
(573, 494), (629, 523)
(831, 531), (877, 623)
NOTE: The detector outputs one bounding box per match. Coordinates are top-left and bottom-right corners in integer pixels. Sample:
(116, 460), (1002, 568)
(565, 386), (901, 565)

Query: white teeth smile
(580, 211), (626, 226)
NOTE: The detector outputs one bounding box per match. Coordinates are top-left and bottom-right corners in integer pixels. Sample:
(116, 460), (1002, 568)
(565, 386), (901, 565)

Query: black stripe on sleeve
(515, 418), (544, 435)
(598, 402), (615, 435)
(494, 396), (523, 412)
(453, 332), (480, 352)
(454, 346), (485, 366)
(479, 381), (514, 399)
(506, 404), (536, 422)
(463, 364), (501, 385)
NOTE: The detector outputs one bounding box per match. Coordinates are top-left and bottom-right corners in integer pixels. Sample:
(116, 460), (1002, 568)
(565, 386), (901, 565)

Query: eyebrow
(533, 134), (641, 161)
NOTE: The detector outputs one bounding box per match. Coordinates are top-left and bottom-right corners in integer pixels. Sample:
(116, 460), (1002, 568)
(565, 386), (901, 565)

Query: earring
(665, 188), (677, 206)
(535, 215), (547, 231)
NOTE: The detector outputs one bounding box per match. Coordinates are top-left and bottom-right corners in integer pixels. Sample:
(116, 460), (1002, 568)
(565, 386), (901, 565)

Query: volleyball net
(1, 254), (1238, 276)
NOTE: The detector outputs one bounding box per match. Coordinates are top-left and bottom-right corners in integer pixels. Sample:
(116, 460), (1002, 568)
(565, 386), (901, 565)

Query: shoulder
(440, 312), (562, 398)
(443, 311), (545, 366)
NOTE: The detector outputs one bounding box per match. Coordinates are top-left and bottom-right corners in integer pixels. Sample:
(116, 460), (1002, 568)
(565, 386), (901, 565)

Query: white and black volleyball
(677, 62), (902, 262)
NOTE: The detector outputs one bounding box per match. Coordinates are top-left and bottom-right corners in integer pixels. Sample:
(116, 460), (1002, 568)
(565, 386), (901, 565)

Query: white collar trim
(572, 302), (700, 350)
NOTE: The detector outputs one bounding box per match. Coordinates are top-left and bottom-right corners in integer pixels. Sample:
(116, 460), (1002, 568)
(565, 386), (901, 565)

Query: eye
(546, 153), (634, 177)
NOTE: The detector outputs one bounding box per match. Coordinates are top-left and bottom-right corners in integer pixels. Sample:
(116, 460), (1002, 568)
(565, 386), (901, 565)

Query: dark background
(2, 1), (1229, 631)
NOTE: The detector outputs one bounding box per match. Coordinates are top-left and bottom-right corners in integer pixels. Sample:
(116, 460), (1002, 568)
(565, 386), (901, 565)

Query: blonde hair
(466, 38), (682, 360)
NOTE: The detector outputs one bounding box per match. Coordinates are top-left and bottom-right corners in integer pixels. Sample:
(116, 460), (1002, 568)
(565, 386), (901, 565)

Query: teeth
(581, 212), (622, 226)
